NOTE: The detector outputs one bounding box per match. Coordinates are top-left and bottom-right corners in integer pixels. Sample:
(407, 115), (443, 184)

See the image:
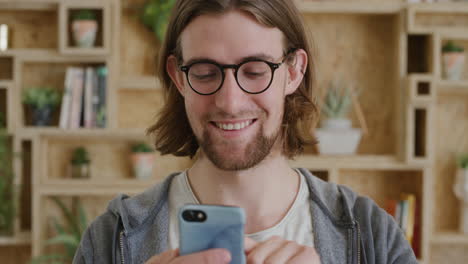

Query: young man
(73, 1), (418, 263)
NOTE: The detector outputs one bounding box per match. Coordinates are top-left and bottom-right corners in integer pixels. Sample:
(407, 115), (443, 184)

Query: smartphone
(178, 204), (246, 264)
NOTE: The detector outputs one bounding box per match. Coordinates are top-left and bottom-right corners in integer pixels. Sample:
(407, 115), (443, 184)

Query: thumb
(244, 237), (257, 253)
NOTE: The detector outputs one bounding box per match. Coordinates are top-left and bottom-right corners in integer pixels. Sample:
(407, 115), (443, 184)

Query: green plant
(30, 197), (88, 264)
(442, 41), (465, 53)
(71, 147), (90, 165)
(320, 81), (356, 119)
(72, 9), (97, 21)
(132, 142), (154, 153)
(22, 87), (61, 110)
(140, 0), (176, 41)
(0, 123), (15, 236)
(458, 153), (468, 169)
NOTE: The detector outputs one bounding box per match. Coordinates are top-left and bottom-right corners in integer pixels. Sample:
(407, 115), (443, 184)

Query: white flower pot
(72, 20), (98, 48)
(442, 52), (465, 81)
(453, 169), (468, 233)
(315, 118), (362, 155)
(131, 153), (155, 180)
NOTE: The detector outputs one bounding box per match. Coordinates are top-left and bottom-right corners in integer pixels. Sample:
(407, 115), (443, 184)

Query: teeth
(215, 120), (253, 131)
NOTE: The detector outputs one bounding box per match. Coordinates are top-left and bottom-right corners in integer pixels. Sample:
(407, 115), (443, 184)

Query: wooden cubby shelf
(1, 0), (468, 263)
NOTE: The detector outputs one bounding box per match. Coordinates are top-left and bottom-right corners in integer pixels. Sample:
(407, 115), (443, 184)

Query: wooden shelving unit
(1, 0), (468, 263)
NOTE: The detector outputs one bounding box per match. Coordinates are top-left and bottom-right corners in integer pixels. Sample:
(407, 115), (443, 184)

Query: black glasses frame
(179, 56), (288, 96)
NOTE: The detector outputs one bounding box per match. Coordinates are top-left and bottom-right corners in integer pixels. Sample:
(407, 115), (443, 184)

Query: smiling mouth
(211, 119), (256, 131)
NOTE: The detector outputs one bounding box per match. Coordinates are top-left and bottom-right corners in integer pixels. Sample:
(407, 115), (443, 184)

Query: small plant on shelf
(29, 197), (88, 264)
(0, 111), (15, 237)
(140, 0), (176, 42)
(453, 152), (468, 234)
(70, 147), (91, 179)
(130, 142), (155, 180)
(315, 80), (365, 155)
(71, 9), (98, 48)
(442, 40), (465, 81)
(22, 87), (61, 126)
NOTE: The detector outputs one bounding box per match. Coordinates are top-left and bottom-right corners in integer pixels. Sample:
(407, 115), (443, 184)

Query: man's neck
(187, 151), (300, 234)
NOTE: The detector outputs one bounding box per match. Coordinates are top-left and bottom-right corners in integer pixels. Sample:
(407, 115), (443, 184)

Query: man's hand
(244, 236), (321, 264)
(145, 248), (231, 264)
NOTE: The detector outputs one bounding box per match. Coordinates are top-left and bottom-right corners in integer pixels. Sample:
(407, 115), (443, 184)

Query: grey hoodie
(73, 168), (418, 264)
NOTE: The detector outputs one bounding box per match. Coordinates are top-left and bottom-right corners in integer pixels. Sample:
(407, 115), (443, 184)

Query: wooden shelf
(296, 0), (403, 14)
(42, 179), (159, 189)
(290, 155), (425, 170)
(37, 184), (150, 196)
(432, 231), (468, 244)
(0, 0), (57, 11)
(0, 232), (31, 246)
(0, 49), (107, 62)
(437, 81), (468, 95)
(119, 76), (162, 90)
(16, 127), (148, 139)
(0, 81), (12, 87)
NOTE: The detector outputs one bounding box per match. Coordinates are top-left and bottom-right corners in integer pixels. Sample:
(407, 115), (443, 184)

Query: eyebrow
(182, 53), (277, 66)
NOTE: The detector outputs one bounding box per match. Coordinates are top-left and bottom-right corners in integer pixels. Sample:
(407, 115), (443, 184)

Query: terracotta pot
(442, 52), (465, 81)
(315, 118), (362, 155)
(71, 20), (98, 48)
(131, 153), (155, 180)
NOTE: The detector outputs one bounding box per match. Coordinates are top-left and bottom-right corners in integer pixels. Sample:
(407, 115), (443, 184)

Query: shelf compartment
(338, 169), (424, 259)
(59, 0), (110, 55)
(407, 74), (435, 103)
(438, 37), (468, 82)
(408, 3), (468, 33)
(303, 13), (401, 156)
(120, 2), (160, 77)
(19, 61), (108, 129)
(434, 93), (468, 233)
(0, 56), (13, 81)
(0, 9), (57, 49)
(403, 103), (434, 165)
(117, 89), (164, 130)
(407, 34), (434, 74)
(38, 132), (192, 184)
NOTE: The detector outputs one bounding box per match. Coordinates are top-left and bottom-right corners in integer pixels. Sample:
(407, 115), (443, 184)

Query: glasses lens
(188, 63), (222, 94)
(238, 61), (272, 93)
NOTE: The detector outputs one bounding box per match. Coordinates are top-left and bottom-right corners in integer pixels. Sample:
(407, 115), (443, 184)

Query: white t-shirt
(167, 170), (314, 249)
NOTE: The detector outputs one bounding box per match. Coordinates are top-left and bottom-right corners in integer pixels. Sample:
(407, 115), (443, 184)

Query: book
(69, 67), (85, 129)
(59, 67), (74, 129)
(95, 66), (107, 128)
(84, 67), (95, 128)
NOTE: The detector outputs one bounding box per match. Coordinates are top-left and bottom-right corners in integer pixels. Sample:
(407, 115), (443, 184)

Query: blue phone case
(178, 204), (246, 264)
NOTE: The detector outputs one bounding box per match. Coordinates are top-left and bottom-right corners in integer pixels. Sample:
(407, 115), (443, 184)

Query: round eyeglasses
(179, 56), (289, 95)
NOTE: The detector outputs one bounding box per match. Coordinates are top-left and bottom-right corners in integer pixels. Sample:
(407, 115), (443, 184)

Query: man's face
(175, 10), (297, 170)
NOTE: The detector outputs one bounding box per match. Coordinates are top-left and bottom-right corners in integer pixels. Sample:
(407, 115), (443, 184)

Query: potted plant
(70, 147), (90, 179)
(71, 9), (98, 48)
(453, 153), (468, 234)
(0, 112), (15, 237)
(130, 142), (155, 180)
(30, 197), (88, 264)
(141, 0), (176, 42)
(22, 87), (61, 126)
(442, 41), (465, 81)
(315, 81), (362, 155)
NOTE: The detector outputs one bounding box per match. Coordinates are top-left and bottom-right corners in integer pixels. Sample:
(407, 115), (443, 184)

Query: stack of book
(59, 66), (107, 129)
(385, 193), (420, 256)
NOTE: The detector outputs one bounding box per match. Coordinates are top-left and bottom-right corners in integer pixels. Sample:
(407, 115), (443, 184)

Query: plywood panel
(118, 89), (164, 130)
(430, 244), (468, 264)
(303, 14), (399, 155)
(415, 13), (468, 29)
(434, 93), (468, 232)
(0, 245), (31, 264)
(0, 10), (57, 49)
(120, 1), (160, 77)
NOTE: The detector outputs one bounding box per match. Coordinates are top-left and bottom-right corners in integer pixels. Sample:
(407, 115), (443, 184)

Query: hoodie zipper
(355, 220), (361, 264)
(119, 231), (125, 264)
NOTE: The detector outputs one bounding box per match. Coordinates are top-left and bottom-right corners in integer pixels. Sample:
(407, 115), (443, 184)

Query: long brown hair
(147, 0), (318, 159)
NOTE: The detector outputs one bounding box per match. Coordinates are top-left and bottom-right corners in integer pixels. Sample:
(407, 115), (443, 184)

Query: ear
(285, 49), (308, 95)
(166, 55), (186, 97)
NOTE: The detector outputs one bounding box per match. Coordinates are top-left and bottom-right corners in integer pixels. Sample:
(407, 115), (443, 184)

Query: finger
(145, 249), (178, 264)
(288, 246), (321, 264)
(244, 236), (258, 253)
(264, 241), (303, 263)
(174, 248), (231, 264)
(246, 236), (286, 264)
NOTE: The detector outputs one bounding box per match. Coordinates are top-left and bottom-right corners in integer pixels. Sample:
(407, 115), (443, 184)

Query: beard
(198, 121), (281, 171)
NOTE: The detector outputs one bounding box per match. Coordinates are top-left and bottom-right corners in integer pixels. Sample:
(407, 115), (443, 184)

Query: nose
(214, 69), (247, 114)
